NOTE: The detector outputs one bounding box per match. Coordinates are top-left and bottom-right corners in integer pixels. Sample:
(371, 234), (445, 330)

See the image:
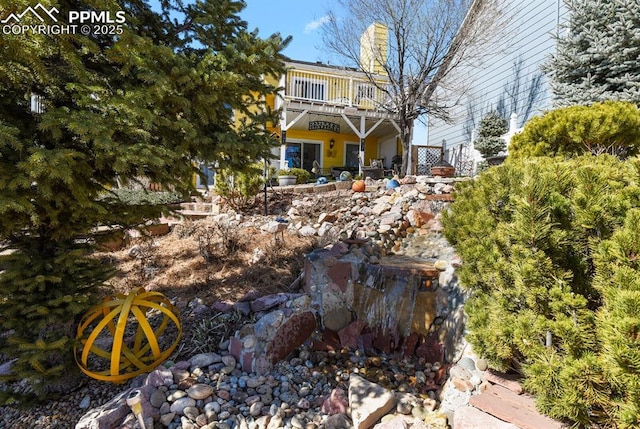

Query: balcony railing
(285, 68), (389, 110)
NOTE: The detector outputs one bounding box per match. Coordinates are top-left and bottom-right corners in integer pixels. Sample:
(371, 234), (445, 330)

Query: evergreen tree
(592, 208), (640, 428)
(544, 0), (640, 106)
(473, 111), (507, 158)
(0, 0), (288, 401)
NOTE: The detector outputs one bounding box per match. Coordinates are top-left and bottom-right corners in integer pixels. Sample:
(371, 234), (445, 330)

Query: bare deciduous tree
(322, 0), (510, 174)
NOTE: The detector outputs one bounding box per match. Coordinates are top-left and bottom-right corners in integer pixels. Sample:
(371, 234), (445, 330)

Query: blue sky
(239, 0), (339, 63)
(144, 0), (337, 63)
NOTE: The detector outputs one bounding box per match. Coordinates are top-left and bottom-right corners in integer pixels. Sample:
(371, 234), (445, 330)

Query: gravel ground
(0, 377), (132, 429)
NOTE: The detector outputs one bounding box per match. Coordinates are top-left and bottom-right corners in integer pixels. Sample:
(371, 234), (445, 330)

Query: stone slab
(334, 180), (353, 190)
(295, 185), (315, 193)
(327, 261), (353, 292)
(423, 194), (454, 201)
(419, 177), (471, 184)
(469, 384), (565, 429)
(266, 311), (316, 363)
(349, 374), (397, 429)
(483, 370), (524, 394)
(365, 185), (382, 192)
(313, 183), (337, 193)
(374, 256), (440, 279)
(411, 291), (436, 335)
(453, 405), (518, 429)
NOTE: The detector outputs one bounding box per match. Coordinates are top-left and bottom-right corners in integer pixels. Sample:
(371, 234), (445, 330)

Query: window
(292, 78), (326, 101)
(345, 143), (360, 168)
(30, 93), (44, 114)
(196, 163), (216, 189)
(285, 142), (321, 173)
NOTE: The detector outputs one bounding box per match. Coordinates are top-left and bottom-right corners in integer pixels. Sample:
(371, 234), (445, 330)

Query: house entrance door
(301, 143), (321, 173)
(285, 142), (321, 175)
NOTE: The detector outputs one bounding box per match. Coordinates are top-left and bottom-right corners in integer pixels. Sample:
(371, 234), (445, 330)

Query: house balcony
(274, 62), (401, 174)
(282, 64), (394, 118)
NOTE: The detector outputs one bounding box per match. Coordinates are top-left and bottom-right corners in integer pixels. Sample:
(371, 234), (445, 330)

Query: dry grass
(96, 219), (315, 305)
(92, 218), (317, 361)
(90, 190), (355, 360)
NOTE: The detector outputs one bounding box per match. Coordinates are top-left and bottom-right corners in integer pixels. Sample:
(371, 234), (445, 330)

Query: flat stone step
(376, 255), (441, 279)
(423, 193), (454, 201)
(484, 370), (524, 394)
(312, 183), (337, 193)
(454, 405), (518, 429)
(176, 211), (212, 218)
(469, 384), (566, 429)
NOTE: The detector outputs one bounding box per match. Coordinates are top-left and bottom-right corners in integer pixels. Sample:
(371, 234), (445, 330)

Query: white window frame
(196, 162), (216, 189)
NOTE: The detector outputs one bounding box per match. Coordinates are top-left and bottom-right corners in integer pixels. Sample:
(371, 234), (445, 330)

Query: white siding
(427, 0), (568, 151)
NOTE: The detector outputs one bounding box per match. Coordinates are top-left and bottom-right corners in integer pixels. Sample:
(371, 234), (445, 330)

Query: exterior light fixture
(329, 139), (335, 149)
(126, 390), (147, 429)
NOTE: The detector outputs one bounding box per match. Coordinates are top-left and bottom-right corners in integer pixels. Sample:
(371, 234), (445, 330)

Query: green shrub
(475, 136), (506, 158)
(214, 163), (265, 209)
(475, 112), (508, 158)
(443, 155), (640, 427)
(590, 208), (640, 427)
(278, 167), (311, 184)
(478, 111), (509, 138)
(509, 101), (640, 159)
(475, 160), (488, 174)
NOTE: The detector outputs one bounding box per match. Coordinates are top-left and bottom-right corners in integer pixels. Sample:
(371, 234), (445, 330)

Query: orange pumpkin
(352, 180), (366, 192)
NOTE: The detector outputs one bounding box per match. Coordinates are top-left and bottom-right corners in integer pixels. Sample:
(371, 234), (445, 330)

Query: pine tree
(0, 0), (288, 401)
(474, 111), (508, 158)
(592, 208), (640, 428)
(544, 0), (640, 106)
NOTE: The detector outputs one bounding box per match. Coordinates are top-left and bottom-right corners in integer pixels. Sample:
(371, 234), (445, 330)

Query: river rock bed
(76, 343), (457, 429)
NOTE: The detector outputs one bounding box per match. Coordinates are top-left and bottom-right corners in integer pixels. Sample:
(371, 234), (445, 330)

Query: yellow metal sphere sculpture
(75, 288), (182, 382)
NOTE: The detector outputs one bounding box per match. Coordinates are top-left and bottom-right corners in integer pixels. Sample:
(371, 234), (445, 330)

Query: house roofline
(284, 59), (387, 80)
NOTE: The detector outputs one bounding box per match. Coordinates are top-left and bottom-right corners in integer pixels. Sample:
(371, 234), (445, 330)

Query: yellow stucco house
(196, 23), (402, 188)
(268, 23), (402, 178)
